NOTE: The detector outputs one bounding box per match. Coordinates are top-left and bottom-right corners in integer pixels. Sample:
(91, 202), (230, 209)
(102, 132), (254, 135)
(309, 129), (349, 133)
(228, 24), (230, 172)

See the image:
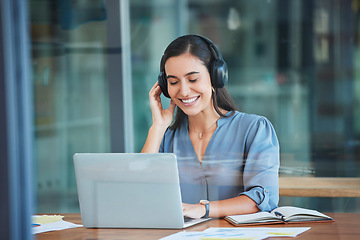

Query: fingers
(182, 203), (202, 219)
(149, 83), (163, 112)
(150, 81), (159, 90)
(148, 81), (175, 127)
(182, 203), (189, 216)
(149, 82), (162, 99)
(152, 82), (163, 94)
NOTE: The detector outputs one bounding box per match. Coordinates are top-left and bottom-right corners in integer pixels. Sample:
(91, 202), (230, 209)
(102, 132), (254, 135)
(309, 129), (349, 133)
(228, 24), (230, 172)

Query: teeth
(182, 97), (198, 104)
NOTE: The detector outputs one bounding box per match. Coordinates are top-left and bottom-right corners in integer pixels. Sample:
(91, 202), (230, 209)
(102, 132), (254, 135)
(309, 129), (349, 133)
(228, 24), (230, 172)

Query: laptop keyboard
(184, 217), (194, 223)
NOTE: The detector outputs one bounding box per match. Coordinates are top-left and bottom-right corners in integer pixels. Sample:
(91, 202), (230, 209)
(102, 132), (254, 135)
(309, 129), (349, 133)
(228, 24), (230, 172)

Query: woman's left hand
(182, 203), (206, 219)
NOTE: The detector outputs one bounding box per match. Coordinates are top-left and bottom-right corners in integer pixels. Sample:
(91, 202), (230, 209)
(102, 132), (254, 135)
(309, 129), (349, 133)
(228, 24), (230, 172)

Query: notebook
(73, 153), (210, 229)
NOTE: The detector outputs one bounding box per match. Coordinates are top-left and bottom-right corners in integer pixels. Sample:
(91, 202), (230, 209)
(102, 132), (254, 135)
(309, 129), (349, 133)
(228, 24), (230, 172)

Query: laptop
(73, 153), (210, 229)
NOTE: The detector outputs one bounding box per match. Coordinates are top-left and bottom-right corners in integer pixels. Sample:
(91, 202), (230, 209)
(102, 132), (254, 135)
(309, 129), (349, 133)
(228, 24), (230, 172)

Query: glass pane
(130, 0), (360, 212)
(29, 0), (360, 214)
(30, 0), (110, 212)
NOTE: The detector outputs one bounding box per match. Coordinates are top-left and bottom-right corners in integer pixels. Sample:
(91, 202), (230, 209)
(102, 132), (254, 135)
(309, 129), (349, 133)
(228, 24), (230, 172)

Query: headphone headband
(195, 35), (223, 61)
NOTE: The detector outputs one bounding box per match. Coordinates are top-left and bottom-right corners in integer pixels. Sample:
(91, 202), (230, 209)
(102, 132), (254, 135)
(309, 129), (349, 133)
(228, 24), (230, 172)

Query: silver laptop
(73, 153), (210, 229)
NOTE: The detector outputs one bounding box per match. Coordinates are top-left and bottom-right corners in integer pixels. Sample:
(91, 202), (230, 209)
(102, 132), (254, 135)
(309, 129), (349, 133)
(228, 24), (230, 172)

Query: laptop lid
(74, 153), (207, 229)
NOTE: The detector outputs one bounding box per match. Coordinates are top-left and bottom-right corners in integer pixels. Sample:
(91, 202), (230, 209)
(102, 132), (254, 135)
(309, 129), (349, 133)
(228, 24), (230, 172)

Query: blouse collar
(183, 110), (236, 129)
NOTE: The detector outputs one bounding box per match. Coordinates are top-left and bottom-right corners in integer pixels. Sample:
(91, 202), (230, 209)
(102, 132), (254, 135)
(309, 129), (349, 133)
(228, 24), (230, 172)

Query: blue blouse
(159, 111), (279, 212)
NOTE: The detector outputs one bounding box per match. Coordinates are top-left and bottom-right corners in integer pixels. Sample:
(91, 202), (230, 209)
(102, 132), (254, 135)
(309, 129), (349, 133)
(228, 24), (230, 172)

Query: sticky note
(32, 215), (64, 225)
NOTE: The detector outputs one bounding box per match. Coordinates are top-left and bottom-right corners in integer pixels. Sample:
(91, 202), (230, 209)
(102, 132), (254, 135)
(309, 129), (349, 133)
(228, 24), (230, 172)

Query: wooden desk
(36, 213), (360, 240)
(279, 177), (360, 197)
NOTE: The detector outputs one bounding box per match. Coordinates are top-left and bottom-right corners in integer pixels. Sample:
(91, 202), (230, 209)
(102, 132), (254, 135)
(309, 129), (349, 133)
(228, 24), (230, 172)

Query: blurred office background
(27, 0), (360, 213)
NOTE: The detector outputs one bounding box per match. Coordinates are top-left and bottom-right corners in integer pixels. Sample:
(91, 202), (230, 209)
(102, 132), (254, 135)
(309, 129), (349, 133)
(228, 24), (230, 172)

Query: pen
(32, 223), (41, 227)
(274, 211), (285, 220)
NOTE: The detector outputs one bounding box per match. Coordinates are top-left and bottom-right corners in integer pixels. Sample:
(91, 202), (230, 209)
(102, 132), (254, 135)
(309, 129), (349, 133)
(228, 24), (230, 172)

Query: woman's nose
(179, 82), (190, 96)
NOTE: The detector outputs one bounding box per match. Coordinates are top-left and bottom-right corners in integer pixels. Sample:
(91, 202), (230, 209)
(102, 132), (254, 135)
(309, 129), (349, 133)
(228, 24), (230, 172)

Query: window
(30, 0), (360, 213)
(129, 0), (360, 212)
(30, 0), (111, 212)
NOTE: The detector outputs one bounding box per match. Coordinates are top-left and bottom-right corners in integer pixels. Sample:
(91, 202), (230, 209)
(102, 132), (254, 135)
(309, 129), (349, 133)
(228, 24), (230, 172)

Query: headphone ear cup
(211, 59), (228, 88)
(158, 71), (171, 98)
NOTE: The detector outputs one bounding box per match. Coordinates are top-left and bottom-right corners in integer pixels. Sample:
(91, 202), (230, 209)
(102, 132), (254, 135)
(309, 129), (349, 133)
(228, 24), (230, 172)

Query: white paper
(203, 227), (311, 238)
(159, 230), (268, 240)
(32, 219), (83, 234)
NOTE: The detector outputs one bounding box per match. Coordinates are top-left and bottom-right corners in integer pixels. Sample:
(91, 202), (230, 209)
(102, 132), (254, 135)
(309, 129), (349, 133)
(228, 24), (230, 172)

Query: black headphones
(158, 35), (228, 98)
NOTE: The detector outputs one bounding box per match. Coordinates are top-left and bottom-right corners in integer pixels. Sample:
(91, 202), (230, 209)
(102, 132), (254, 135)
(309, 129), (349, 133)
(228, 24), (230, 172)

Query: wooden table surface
(279, 177), (360, 197)
(35, 213), (360, 240)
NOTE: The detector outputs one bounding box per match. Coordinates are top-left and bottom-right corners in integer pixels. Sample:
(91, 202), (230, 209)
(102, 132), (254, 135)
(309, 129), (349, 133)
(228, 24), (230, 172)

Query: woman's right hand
(149, 82), (176, 130)
(141, 82), (176, 153)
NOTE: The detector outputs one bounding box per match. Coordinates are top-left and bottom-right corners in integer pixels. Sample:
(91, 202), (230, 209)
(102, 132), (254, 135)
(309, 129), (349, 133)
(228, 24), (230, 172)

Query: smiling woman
(141, 35), (280, 219)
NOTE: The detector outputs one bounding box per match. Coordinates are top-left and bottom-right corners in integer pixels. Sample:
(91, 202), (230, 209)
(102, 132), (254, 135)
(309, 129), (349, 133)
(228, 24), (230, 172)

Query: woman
(142, 35), (279, 219)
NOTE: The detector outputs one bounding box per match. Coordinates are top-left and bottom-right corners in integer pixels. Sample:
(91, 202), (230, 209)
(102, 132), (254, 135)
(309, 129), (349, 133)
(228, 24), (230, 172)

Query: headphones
(158, 35), (228, 98)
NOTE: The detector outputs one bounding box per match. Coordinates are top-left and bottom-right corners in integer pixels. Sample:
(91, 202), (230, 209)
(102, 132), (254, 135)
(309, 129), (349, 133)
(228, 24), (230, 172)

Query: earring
(212, 87), (215, 92)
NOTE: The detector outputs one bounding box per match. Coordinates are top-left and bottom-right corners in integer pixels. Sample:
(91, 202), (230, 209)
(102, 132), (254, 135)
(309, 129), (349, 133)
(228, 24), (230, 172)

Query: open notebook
(74, 153), (210, 229)
(225, 206), (334, 226)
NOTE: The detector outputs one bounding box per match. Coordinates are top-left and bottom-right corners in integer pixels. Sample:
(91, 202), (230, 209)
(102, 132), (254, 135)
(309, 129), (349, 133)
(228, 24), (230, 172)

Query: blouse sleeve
(239, 117), (280, 212)
(159, 127), (173, 153)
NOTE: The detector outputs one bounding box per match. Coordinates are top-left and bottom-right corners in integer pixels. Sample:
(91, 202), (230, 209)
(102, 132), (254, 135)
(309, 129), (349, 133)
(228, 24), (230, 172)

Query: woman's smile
(180, 96), (200, 105)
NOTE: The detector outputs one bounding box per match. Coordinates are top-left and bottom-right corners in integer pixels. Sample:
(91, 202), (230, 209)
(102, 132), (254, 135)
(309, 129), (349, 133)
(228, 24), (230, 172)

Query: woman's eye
(169, 81), (178, 85)
(189, 79), (198, 83)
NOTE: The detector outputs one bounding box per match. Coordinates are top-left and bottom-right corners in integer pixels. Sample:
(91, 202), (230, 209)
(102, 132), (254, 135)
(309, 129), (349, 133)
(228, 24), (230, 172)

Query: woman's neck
(188, 109), (222, 133)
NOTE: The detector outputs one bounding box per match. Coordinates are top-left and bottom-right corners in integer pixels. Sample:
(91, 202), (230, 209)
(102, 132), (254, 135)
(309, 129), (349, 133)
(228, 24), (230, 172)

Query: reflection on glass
(130, 0), (360, 212)
(30, 0), (110, 212)
(30, 0), (360, 213)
